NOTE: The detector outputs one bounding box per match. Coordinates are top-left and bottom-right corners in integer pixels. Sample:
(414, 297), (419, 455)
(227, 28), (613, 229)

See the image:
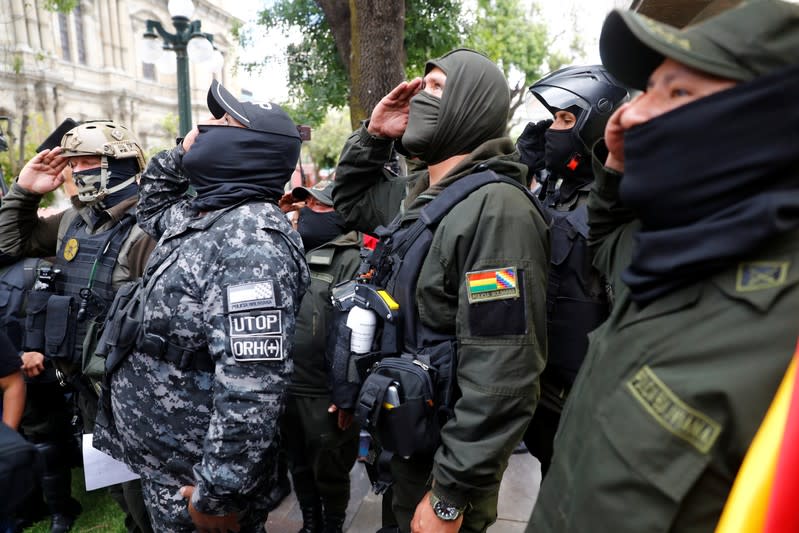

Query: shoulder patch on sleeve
(230, 337), (283, 362)
(466, 267), (519, 303)
(226, 281), (277, 312)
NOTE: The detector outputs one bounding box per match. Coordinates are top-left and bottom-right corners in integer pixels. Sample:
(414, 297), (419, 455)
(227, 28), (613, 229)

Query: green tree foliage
(305, 107), (352, 172)
(247, 0), (463, 127)
(464, 0), (580, 129)
(248, 0), (577, 131)
(42, 0), (78, 13)
(0, 114), (59, 207)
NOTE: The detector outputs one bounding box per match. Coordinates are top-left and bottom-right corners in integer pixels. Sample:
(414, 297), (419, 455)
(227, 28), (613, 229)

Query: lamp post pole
(143, 13), (213, 137)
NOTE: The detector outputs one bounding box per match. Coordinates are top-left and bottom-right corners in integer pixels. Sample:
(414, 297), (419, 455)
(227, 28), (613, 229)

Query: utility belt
(328, 281), (458, 465)
(138, 334), (213, 372)
(95, 279), (214, 376)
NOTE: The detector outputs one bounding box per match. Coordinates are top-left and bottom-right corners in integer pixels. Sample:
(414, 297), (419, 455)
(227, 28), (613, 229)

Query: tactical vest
(0, 257), (40, 349)
(374, 170), (545, 350)
(544, 202), (609, 388)
(0, 258), (58, 383)
(350, 170), (547, 459)
(46, 212), (136, 377)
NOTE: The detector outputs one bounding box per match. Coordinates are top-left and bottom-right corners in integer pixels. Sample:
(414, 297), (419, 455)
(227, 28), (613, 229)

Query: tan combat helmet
(60, 120), (146, 204)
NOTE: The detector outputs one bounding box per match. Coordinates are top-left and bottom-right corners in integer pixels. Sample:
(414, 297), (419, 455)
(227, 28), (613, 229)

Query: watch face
(434, 500), (460, 521)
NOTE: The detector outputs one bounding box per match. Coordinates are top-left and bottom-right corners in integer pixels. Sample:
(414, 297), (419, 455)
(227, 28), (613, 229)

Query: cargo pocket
(595, 377), (717, 529)
(44, 295), (77, 364)
(357, 356), (438, 458)
(82, 319), (106, 380)
(24, 291), (53, 352)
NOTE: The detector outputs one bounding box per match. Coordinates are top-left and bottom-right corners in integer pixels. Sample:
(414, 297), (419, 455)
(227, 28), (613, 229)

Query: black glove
(516, 119), (553, 184)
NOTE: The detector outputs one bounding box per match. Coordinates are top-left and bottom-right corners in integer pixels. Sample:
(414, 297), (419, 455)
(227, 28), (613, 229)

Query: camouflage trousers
(140, 479), (270, 533)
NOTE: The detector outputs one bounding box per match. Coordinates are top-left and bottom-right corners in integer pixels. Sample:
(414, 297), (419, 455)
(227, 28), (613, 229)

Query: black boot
(297, 504), (322, 533)
(322, 513), (346, 533)
(34, 442), (82, 533)
(264, 455), (292, 512)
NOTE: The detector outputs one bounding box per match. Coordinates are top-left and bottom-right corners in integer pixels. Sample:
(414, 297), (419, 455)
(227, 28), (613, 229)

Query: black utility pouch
(95, 280), (143, 372)
(327, 308), (379, 410)
(44, 295), (76, 363)
(357, 356), (439, 458)
(23, 290), (53, 352)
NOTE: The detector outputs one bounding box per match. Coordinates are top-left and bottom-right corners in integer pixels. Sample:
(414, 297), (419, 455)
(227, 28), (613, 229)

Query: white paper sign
(82, 433), (140, 491)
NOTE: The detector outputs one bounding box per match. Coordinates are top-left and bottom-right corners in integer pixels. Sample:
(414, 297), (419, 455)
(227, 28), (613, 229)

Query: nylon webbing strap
(355, 373), (393, 428)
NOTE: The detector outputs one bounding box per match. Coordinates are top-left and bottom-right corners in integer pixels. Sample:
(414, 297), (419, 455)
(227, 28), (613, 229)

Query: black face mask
(74, 158), (139, 210)
(297, 208), (346, 251)
(544, 128), (589, 178)
(618, 63), (799, 306)
(183, 125), (300, 211)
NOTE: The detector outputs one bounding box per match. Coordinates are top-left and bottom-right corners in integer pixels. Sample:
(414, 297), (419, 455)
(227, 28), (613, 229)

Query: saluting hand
(180, 485), (241, 533)
(604, 96), (642, 174)
(367, 78), (423, 139)
(17, 147), (69, 195)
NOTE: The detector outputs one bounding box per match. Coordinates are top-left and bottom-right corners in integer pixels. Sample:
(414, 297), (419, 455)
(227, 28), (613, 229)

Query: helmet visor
(530, 85), (590, 114)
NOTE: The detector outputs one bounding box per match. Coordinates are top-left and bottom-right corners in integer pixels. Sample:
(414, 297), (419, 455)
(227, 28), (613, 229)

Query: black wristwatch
(430, 493), (463, 521)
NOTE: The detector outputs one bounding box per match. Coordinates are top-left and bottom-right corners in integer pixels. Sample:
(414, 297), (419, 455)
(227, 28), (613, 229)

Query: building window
(58, 12), (72, 61)
(74, 4), (87, 65)
(143, 62), (156, 81)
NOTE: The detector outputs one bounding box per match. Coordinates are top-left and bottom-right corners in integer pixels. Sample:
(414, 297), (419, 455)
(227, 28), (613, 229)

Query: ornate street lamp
(139, 0), (215, 136)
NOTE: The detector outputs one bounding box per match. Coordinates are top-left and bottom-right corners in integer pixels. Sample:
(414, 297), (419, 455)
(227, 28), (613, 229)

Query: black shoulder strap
(421, 169), (549, 227)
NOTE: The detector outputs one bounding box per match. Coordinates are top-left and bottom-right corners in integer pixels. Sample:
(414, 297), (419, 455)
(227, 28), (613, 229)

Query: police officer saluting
(516, 66), (628, 476)
(93, 81), (310, 532)
(528, 1), (799, 531)
(0, 120), (154, 533)
(333, 48), (549, 533)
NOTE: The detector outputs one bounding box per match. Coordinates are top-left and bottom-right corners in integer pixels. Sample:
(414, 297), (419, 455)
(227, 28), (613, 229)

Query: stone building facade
(0, 0), (242, 153)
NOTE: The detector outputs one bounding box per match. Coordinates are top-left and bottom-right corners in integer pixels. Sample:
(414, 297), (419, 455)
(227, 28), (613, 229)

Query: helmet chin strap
(98, 175), (137, 198)
(90, 155), (137, 202)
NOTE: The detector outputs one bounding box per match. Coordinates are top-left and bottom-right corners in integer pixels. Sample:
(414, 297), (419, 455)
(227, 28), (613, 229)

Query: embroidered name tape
(466, 267), (519, 303)
(227, 281), (276, 311)
(627, 366), (721, 454)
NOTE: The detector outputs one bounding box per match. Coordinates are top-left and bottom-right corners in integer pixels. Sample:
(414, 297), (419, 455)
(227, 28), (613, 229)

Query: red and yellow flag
(716, 340), (799, 533)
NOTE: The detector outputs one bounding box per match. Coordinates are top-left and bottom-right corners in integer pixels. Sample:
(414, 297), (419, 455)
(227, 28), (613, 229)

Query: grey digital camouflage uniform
(95, 146), (310, 530)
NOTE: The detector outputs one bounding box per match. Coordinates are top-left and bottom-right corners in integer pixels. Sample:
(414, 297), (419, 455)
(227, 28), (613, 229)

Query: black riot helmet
(530, 65), (629, 152)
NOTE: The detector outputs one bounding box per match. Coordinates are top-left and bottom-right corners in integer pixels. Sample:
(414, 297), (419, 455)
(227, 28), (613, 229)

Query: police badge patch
(228, 310), (284, 362)
(226, 281), (277, 311)
(736, 261), (789, 292)
(63, 238), (79, 261)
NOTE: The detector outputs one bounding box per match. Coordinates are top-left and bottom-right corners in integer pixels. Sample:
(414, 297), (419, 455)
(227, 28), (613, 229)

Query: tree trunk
(316, 0), (352, 74)
(348, 0), (405, 129)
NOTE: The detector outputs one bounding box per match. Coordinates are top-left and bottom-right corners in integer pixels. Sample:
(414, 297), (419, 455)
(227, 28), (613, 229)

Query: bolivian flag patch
(466, 267), (520, 303)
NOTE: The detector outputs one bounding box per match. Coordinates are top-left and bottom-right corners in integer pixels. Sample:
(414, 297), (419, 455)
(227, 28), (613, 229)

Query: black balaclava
(183, 125), (300, 212)
(401, 48), (510, 165)
(296, 207), (346, 251)
(618, 63), (799, 306)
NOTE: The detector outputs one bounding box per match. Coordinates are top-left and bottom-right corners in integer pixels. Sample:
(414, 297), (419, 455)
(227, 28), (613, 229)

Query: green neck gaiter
(401, 48), (510, 165)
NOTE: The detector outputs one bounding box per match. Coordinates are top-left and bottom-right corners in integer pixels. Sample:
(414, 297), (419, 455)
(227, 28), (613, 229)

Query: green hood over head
(402, 48), (510, 165)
